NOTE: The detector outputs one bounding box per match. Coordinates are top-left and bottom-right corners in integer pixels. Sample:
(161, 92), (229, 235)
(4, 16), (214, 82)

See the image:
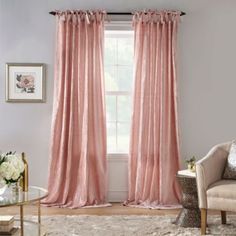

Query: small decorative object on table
(185, 156), (196, 172)
(0, 215), (19, 235)
(0, 152), (25, 195)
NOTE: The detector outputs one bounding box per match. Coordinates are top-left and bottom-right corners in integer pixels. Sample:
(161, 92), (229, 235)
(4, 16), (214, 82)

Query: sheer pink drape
(125, 11), (181, 209)
(43, 11), (109, 208)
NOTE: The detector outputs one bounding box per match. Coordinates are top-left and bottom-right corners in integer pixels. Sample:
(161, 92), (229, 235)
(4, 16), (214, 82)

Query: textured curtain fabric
(125, 10), (181, 209)
(42, 10), (109, 208)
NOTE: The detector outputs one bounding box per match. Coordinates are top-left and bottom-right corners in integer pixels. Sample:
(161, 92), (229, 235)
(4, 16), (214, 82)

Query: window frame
(104, 22), (133, 158)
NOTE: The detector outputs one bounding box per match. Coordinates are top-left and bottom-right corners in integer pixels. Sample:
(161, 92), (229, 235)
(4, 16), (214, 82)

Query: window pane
(117, 66), (133, 91)
(105, 31), (134, 154)
(104, 38), (116, 66)
(117, 96), (132, 122)
(107, 122), (116, 153)
(106, 95), (116, 122)
(105, 66), (118, 91)
(117, 38), (133, 65)
(117, 123), (130, 153)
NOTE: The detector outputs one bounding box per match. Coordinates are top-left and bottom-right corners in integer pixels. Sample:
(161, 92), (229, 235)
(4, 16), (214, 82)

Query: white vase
(10, 182), (21, 195)
(0, 185), (7, 195)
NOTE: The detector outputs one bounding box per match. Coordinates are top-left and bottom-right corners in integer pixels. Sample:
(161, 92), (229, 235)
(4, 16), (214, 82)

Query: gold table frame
(0, 186), (48, 236)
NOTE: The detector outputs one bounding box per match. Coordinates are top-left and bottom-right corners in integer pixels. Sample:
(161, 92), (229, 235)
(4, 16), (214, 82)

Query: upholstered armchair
(196, 141), (236, 235)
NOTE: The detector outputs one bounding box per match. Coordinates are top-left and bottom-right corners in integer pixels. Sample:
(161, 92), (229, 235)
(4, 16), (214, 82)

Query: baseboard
(108, 190), (128, 202)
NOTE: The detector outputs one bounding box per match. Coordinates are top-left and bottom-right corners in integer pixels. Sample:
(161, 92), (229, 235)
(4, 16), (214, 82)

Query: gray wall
(0, 0), (236, 193)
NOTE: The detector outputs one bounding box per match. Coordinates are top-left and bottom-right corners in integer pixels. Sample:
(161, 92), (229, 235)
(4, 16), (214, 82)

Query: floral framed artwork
(6, 63), (45, 102)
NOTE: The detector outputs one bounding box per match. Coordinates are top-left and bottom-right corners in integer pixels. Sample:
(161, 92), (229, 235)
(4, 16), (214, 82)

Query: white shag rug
(37, 215), (236, 236)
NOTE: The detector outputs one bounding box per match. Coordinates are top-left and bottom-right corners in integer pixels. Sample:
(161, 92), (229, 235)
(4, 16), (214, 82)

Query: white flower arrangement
(0, 152), (25, 185)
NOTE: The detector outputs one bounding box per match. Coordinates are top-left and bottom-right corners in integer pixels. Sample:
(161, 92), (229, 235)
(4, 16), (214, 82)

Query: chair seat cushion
(207, 180), (236, 211)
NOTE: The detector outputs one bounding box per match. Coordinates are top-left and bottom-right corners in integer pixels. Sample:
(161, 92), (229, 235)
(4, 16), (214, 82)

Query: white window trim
(106, 91), (131, 95)
(105, 21), (133, 31)
(107, 153), (129, 161)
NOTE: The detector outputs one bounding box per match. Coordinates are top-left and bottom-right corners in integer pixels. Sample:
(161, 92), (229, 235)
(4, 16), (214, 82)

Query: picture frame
(6, 63), (46, 102)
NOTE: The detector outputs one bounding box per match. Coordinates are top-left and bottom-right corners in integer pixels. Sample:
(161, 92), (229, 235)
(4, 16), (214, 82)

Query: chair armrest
(196, 142), (230, 209)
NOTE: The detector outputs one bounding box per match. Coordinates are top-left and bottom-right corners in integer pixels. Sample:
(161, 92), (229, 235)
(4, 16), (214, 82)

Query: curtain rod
(49, 11), (186, 16)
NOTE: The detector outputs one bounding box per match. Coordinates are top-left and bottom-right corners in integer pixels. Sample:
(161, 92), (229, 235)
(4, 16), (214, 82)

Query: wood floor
(1, 203), (227, 217)
(1, 203), (180, 216)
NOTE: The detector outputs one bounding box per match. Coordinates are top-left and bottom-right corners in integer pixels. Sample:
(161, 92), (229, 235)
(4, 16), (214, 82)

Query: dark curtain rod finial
(49, 11), (186, 16)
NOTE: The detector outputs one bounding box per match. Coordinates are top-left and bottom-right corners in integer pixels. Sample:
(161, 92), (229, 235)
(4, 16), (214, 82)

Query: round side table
(174, 169), (201, 228)
(0, 186), (48, 236)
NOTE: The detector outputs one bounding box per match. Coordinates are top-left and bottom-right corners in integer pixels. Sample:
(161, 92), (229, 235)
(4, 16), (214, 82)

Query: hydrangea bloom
(0, 153), (25, 184)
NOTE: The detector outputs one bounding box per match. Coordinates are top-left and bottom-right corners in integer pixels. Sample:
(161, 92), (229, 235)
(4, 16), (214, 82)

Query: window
(104, 30), (134, 154)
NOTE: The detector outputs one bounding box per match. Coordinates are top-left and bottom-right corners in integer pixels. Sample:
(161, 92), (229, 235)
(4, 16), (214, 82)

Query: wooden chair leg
(201, 208), (207, 235)
(221, 211), (226, 224)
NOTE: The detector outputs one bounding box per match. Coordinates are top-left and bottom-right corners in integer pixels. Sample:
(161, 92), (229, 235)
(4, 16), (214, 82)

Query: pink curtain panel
(42, 10), (110, 208)
(125, 10), (182, 209)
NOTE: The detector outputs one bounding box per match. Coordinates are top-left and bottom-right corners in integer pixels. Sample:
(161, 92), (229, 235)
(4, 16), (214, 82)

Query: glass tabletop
(0, 186), (48, 207)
